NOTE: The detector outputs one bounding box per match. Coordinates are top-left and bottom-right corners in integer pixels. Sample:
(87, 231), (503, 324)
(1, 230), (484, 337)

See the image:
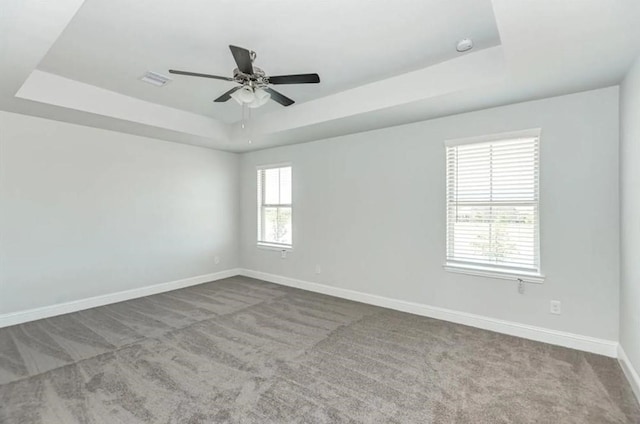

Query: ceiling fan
(169, 45), (320, 108)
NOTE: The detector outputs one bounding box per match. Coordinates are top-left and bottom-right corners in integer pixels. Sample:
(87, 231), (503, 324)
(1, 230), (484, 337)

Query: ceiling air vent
(140, 71), (172, 87)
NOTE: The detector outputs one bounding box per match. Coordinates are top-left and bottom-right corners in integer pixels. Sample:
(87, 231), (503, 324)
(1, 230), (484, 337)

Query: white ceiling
(2, 0), (640, 152)
(38, 0), (501, 123)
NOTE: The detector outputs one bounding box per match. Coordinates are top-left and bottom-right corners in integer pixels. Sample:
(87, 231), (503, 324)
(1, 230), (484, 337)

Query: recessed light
(456, 38), (474, 53)
(140, 71), (172, 87)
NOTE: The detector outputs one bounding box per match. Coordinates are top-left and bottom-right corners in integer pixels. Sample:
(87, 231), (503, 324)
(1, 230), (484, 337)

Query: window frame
(256, 163), (293, 250)
(443, 129), (544, 283)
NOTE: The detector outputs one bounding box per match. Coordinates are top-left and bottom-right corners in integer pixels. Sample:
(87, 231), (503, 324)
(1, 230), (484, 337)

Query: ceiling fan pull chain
(248, 107), (252, 144)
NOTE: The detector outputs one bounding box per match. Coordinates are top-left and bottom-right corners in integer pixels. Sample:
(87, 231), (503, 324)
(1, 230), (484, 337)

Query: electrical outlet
(315, 265), (322, 274)
(214, 256), (220, 265)
(281, 250), (287, 259)
(550, 300), (561, 315)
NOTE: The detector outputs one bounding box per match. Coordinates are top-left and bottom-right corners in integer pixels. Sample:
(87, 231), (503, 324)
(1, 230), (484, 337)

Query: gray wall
(0, 86), (623, 344)
(240, 87), (620, 341)
(0, 111), (240, 314)
(620, 57), (640, 372)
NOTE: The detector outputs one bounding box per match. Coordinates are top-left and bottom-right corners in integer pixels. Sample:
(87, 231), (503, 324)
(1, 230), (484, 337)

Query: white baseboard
(0, 267), (620, 360)
(240, 269), (618, 358)
(0, 268), (241, 328)
(618, 345), (640, 403)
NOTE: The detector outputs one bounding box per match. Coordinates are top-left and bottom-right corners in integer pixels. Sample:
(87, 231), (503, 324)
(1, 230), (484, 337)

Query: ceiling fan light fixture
(231, 85), (256, 104)
(248, 87), (271, 108)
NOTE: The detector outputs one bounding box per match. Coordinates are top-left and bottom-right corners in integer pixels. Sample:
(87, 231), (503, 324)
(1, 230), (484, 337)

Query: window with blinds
(445, 133), (540, 276)
(257, 165), (292, 248)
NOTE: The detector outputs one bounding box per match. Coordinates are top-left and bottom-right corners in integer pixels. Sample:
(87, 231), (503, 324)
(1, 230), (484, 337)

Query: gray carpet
(0, 276), (638, 423)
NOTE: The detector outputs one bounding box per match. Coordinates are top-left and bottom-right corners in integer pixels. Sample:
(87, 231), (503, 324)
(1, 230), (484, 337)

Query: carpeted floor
(0, 276), (638, 423)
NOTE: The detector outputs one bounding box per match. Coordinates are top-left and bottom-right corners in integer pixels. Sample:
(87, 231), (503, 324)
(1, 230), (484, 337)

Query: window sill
(257, 243), (293, 251)
(443, 263), (545, 284)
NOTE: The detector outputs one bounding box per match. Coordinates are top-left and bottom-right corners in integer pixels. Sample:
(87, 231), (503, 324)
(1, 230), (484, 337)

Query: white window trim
(444, 128), (542, 147)
(443, 129), (545, 283)
(443, 264), (545, 284)
(256, 162), (292, 171)
(256, 163), (293, 249)
(257, 242), (293, 251)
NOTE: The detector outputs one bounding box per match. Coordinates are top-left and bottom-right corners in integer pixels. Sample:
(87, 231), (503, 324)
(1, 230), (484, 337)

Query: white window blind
(446, 136), (540, 276)
(257, 165), (292, 247)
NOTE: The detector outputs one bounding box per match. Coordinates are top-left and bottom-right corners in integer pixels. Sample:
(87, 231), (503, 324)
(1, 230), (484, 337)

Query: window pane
(264, 168), (280, 204)
(262, 207), (278, 243)
(277, 207), (292, 245)
(262, 206), (292, 245)
(279, 167), (292, 204)
(449, 205), (535, 268)
(258, 166), (292, 246)
(446, 137), (539, 273)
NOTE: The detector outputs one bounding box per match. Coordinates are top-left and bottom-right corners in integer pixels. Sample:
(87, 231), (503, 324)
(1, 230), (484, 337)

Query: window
(445, 130), (542, 280)
(257, 165), (292, 248)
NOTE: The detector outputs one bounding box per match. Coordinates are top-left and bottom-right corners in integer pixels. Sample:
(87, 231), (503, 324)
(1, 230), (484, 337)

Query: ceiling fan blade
(265, 87), (295, 106)
(213, 86), (241, 102)
(229, 45), (254, 75)
(268, 74), (320, 85)
(168, 69), (234, 81)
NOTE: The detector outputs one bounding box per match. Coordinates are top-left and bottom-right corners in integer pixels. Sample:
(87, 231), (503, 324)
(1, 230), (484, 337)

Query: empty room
(2, 0), (640, 422)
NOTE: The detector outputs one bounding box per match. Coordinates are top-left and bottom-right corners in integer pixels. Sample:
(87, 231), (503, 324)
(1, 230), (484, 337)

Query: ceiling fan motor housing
(234, 66), (267, 87)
